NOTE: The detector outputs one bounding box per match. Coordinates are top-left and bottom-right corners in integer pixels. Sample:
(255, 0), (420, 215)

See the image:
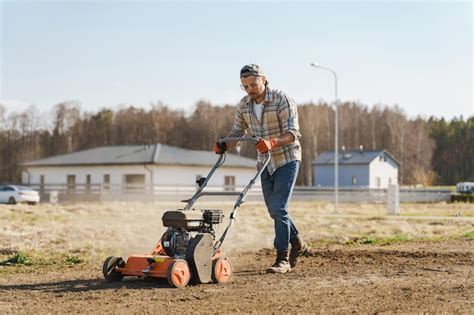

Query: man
(213, 64), (309, 273)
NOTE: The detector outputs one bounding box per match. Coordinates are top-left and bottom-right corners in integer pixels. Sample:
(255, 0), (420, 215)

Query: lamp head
(310, 62), (319, 67)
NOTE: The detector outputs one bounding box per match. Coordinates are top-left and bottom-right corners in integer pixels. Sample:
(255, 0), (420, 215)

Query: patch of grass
(367, 216), (386, 221)
(0, 252), (32, 266)
(423, 185), (457, 192)
(8, 212), (41, 224)
(451, 194), (474, 203)
(3, 211), (67, 224)
(0, 250), (89, 271)
(462, 230), (474, 239)
(343, 231), (474, 246)
(402, 212), (474, 217)
(64, 253), (83, 265)
(344, 234), (411, 246)
(307, 239), (340, 248)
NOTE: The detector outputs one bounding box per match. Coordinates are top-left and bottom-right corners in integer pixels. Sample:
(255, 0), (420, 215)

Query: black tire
(103, 256), (124, 282)
(8, 197), (16, 205)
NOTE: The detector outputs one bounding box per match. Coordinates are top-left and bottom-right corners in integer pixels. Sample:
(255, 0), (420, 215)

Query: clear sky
(1, 0), (472, 120)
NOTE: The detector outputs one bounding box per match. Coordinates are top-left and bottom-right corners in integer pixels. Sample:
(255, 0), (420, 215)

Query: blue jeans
(261, 161), (300, 251)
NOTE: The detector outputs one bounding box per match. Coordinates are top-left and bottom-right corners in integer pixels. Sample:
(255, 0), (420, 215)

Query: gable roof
(20, 144), (257, 168)
(312, 150), (400, 166)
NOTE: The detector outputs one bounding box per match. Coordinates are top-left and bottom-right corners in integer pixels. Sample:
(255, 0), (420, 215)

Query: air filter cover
(162, 210), (203, 230)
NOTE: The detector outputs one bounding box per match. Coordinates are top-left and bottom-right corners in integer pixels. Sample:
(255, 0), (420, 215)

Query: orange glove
(256, 138), (278, 153)
(213, 141), (227, 154)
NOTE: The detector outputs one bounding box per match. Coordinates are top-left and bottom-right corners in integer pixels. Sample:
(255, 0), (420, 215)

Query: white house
(20, 144), (259, 193)
(312, 148), (400, 189)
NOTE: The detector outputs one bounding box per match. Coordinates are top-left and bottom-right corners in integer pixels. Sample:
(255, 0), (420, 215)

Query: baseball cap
(240, 64), (265, 78)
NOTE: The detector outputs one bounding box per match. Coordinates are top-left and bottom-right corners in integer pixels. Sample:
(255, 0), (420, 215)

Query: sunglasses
(240, 78), (262, 91)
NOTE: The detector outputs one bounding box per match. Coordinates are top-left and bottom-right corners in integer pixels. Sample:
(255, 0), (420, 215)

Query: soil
(1, 239), (472, 313)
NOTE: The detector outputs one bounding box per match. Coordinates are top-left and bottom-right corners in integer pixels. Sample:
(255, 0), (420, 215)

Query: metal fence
(29, 183), (452, 204)
(292, 187), (452, 203)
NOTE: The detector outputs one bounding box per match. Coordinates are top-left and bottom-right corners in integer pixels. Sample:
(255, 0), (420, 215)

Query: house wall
(22, 164), (259, 188)
(23, 165), (150, 187)
(341, 165), (370, 187)
(369, 156), (398, 188)
(313, 165), (369, 187)
(151, 165), (258, 187)
(313, 152), (399, 188)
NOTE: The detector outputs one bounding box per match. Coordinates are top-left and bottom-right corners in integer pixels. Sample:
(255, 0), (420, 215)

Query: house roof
(20, 144), (257, 168)
(312, 149), (400, 166)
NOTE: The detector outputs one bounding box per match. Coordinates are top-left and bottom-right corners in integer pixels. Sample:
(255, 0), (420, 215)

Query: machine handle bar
(218, 135), (260, 144)
(182, 136), (269, 210)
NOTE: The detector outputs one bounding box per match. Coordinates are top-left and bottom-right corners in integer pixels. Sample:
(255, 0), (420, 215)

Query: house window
(67, 175), (76, 193)
(124, 174), (145, 192)
(224, 176), (235, 191)
(389, 178), (392, 185)
(352, 176), (357, 185)
(86, 174), (91, 193)
(103, 174), (110, 191)
(376, 177), (381, 188)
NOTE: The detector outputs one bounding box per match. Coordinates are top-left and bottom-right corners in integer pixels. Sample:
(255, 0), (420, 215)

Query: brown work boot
(289, 236), (309, 268)
(266, 250), (291, 274)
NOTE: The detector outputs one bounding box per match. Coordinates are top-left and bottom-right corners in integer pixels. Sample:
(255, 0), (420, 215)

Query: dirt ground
(0, 201), (473, 313)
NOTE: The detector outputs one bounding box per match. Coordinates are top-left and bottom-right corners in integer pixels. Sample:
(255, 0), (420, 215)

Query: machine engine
(161, 209), (224, 258)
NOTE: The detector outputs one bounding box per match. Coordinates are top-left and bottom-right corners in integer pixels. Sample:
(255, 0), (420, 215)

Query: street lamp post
(310, 62), (339, 213)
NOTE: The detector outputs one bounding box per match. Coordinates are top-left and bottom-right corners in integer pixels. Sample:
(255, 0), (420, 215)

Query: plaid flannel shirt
(229, 85), (302, 175)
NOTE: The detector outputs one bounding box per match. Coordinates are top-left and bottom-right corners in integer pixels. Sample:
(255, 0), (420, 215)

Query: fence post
(49, 191), (58, 205)
(387, 184), (400, 215)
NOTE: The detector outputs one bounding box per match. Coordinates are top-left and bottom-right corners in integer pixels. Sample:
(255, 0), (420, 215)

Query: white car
(0, 185), (40, 205)
(457, 182), (474, 194)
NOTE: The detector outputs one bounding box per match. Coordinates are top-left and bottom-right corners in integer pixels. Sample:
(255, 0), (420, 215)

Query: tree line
(0, 101), (471, 186)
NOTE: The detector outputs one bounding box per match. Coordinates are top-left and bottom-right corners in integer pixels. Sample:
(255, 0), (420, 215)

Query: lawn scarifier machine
(103, 136), (270, 288)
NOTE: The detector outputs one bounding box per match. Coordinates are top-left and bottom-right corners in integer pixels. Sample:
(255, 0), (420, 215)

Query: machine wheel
(103, 256), (124, 282)
(211, 257), (232, 284)
(8, 197), (16, 205)
(166, 259), (190, 288)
